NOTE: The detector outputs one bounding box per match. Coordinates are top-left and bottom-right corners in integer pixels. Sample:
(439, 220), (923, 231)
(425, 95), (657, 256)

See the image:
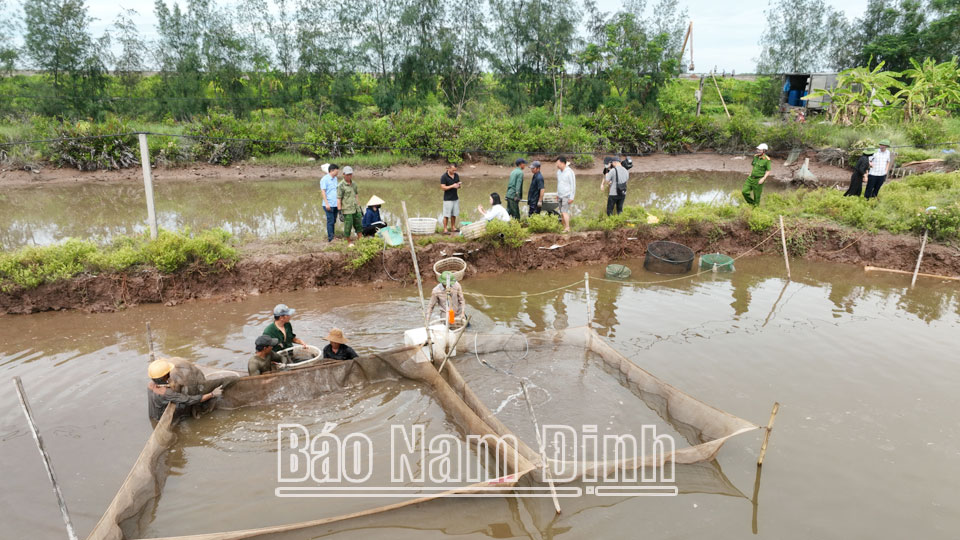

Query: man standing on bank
(440, 164), (462, 234)
(528, 161), (545, 215)
(506, 158), (526, 219)
(320, 164), (340, 242)
(845, 148), (873, 197)
(742, 143), (772, 207)
(338, 166), (362, 243)
(865, 139), (894, 199)
(601, 156), (629, 216)
(556, 156), (576, 233)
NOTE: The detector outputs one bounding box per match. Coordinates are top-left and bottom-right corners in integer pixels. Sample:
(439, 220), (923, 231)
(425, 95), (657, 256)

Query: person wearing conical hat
(362, 195), (387, 237)
(321, 328), (359, 360)
(427, 270), (465, 322)
(147, 358), (224, 422)
(865, 139), (894, 199)
(845, 148), (873, 197)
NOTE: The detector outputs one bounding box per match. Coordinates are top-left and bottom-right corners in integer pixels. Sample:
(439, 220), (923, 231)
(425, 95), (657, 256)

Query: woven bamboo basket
(433, 257), (467, 282)
(460, 220), (487, 240)
(407, 217), (438, 235)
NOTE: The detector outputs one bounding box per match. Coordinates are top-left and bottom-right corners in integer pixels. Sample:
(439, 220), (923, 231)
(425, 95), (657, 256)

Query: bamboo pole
(401, 201), (435, 360)
(757, 402), (780, 466)
(711, 73), (730, 118)
(864, 266), (960, 282)
(437, 315), (472, 375)
(138, 133), (158, 240)
(146, 322), (156, 362)
(779, 216), (791, 280)
(911, 229), (929, 288)
(751, 464), (763, 535)
(520, 381), (562, 514)
(583, 272), (592, 325)
(13, 377), (79, 540)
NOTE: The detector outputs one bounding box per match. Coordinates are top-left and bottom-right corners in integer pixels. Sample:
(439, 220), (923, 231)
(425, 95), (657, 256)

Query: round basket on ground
(699, 253), (735, 273)
(434, 257), (467, 282)
(408, 217), (438, 235)
(460, 220), (487, 240)
(605, 264), (632, 279)
(644, 240), (695, 275)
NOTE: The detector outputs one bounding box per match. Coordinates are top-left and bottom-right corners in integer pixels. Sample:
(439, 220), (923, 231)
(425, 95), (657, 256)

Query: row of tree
(0, 0), (689, 119)
(758, 0), (960, 74)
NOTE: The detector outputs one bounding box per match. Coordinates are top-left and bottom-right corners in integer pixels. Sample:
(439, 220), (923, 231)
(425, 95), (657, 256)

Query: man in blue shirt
(527, 161), (545, 215)
(320, 164), (340, 241)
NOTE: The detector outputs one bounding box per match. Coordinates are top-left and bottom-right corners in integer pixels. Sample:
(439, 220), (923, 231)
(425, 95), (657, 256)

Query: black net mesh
(644, 241), (695, 274)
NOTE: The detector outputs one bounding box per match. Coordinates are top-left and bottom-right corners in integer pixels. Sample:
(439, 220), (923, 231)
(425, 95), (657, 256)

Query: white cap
(756, 143), (769, 151)
(342, 166), (354, 175)
(273, 304), (295, 317)
(321, 163), (330, 173)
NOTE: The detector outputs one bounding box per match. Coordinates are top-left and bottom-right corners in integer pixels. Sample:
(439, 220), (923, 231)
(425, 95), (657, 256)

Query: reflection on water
(0, 171), (778, 249)
(0, 258), (958, 538)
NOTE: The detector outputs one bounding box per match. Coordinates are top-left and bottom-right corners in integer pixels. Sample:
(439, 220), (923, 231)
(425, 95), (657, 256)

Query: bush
(45, 118), (138, 170)
(483, 219), (529, 247)
(526, 213), (563, 233)
(744, 207), (776, 232)
(345, 237), (384, 269)
(906, 119), (948, 148)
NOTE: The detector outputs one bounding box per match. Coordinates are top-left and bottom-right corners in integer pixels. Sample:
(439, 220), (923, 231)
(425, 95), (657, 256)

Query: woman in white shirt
(477, 192), (511, 222)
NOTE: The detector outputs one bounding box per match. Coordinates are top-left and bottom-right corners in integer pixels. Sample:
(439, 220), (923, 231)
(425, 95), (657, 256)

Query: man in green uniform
(263, 303), (307, 354)
(505, 158), (526, 219)
(249, 335), (285, 376)
(338, 166), (362, 241)
(742, 143), (772, 206)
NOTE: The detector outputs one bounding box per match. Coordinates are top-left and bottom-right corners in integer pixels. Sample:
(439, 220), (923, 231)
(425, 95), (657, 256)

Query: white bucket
(404, 324), (461, 359)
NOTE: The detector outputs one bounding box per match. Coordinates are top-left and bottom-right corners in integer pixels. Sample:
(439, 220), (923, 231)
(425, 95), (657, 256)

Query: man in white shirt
(555, 156), (576, 233)
(319, 164), (341, 241)
(865, 139), (893, 199)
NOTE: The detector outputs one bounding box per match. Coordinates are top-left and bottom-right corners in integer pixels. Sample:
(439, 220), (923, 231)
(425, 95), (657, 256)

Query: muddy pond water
(1, 257), (958, 539)
(0, 171), (785, 249)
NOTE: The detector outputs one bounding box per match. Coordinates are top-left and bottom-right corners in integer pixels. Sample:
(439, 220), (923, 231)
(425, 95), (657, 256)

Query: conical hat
(366, 195), (385, 206)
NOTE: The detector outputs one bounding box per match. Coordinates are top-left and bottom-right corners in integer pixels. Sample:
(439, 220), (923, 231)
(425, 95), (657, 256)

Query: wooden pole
(146, 322), (156, 362)
(864, 265), (960, 282)
(757, 402), (780, 466)
(779, 216), (791, 280)
(751, 464), (763, 534)
(401, 201), (434, 360)
(138, 133), (158, 240)
(711, 73), (730, 118)
(911, 229), (928, 288)
(13, 377), (79, 540)
(696, 75), (705, 116)
(520, 380), (562, 514)
(437, 314), (472, 375)
(583, 272), (592, 326)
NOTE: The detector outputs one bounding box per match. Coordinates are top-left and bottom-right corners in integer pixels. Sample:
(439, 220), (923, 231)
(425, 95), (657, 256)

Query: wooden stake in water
(520, 380), (562, 514)
(779, 215), (791, 280)
(401, 201), (434, 360)
(757, 402), (780, 466)
(583, 272), (592, 326)
(911, 229), (928, 288)
(146, 322), (156, 362)
(13, 377), (79, 540)
(138, 133), (158, 240)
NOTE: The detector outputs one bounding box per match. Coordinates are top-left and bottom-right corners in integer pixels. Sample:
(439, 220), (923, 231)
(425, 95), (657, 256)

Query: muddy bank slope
(2, 222), (957, 315)
(0, 152), (849, 188)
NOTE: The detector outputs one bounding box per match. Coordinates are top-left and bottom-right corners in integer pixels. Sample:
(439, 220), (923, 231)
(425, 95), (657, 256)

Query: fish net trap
(699, 253), (736, 273)
(88, 328), (760, 540)
(644, 241), (695, 274)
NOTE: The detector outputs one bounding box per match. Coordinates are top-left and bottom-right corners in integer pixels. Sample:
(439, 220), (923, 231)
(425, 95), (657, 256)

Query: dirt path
(2, 222), (956, 315)
(0, 152), (851, 188)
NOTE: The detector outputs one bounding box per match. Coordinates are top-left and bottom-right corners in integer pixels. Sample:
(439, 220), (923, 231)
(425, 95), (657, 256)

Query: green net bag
(699, 253), (735, 272)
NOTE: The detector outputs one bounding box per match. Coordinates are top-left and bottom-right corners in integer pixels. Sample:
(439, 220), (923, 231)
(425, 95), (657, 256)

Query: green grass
(0, 228), (237, 291)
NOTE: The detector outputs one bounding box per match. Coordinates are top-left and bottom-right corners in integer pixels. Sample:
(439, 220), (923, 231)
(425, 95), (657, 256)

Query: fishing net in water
(605, 264), (632, 279)
(699, 253), (736, 273)
(88, 328), (760, 540)
(644, 241), (695, 275)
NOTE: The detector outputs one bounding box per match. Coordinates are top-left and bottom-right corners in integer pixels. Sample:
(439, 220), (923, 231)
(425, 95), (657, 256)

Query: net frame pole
(779, 216), (791, 280)
(757, 401), (780, 466)
(583, 272), (592, 326)
(520, 381), (562, 514)
(146, 322), (156, 362)
(138, 133), (158, 240)
(401, 201), (434, 360)
(911, 229), (928, 288)
(13, 377), (79, 540)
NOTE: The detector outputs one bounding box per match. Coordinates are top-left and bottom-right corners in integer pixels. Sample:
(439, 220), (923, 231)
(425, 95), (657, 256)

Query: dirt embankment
(2, 223), (957, 315)
(0, 152), (851, 188)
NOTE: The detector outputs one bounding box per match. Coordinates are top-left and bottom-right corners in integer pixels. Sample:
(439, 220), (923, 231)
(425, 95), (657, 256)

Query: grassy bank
(2, 171), (957, 291)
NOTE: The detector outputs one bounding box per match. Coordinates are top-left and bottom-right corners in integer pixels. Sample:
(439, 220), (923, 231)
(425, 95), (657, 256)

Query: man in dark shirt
(322, 328), (359, 361)
(249, 335), (285, 376)
(147, 359), (223, 422)
(263, 303), (307, 352)
(527, 161), (545, 215)
(440, 164), (462, 233)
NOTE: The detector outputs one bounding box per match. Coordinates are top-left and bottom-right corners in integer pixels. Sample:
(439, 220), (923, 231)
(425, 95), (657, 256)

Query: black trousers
(606, 194), (625, 215)
(865, 174), (886, 199)
(844, 172), (864, 197)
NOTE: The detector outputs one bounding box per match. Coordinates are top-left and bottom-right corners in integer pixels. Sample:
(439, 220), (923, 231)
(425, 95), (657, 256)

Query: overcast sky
(76, 0), (871, 74)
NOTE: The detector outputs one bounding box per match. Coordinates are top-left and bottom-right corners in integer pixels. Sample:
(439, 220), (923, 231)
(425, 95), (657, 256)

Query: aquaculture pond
(1, 257), (958, 539)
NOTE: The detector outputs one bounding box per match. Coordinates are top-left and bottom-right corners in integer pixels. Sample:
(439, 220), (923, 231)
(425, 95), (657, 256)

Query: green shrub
(895, 147), (934, 165)
(744, 207), (776, 232)
(526, 213), (563, 233)
(906, 119), (948, 148)
(345, 237), (384, 269)
(46, 119), (138, 170)
(483, 219), (529, 247)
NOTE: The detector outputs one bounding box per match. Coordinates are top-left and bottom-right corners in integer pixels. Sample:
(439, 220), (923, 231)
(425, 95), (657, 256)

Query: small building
(779, 73), (838, 113)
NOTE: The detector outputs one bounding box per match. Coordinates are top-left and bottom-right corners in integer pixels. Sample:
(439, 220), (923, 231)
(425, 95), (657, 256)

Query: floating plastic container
(699, 253), (735, 273)
(605, 264), (632, 279)
(644, 241), (694, 274)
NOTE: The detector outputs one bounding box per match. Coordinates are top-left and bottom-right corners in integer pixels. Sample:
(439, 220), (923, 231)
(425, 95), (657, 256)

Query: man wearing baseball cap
(742, 143), (772, 207)
(506, 158), (527, 219)
(263, 303), (307, 352)
(337, 166), (362, 242)
(527, 161), (545, 215)
(248, 335), (285, 376)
